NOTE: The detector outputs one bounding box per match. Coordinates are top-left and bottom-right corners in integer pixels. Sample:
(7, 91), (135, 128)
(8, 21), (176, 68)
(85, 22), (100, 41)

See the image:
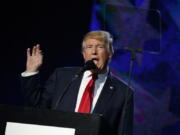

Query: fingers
(32, 46), (36, 56)
(27, 44), (42, 56)
(32, 44), (39, 56)
(27, 48), (30, 57)
(36, 44), (43, 56)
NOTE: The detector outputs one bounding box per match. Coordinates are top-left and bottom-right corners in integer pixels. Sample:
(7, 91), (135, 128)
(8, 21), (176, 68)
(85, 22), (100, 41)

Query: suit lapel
(57, 74), (83, 112)
(67, 75), (84, 112)
(93, 74), (115, 114)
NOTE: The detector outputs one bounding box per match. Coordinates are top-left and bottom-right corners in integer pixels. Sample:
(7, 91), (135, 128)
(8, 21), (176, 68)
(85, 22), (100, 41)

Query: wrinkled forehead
(82, 38), (107, 47)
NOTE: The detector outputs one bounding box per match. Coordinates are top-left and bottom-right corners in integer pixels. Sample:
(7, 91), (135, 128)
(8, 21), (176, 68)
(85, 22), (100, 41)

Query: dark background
(0, 1), (92, 105)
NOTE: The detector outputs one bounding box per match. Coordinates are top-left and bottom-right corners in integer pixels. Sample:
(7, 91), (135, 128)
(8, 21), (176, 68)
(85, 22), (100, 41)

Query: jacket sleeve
(20, 69), (58, 108)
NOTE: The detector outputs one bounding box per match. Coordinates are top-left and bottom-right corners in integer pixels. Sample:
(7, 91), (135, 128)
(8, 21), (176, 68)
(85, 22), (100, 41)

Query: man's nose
(91, 47), (97, 54)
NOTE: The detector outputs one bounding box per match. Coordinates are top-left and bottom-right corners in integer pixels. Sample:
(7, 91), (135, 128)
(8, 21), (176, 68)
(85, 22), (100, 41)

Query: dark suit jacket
(21, 67), (133, 135)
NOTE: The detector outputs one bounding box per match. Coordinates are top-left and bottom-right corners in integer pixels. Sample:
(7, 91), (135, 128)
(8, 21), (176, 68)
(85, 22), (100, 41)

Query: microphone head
(75, 60), (98, 78)
(83, 60), (97, 71)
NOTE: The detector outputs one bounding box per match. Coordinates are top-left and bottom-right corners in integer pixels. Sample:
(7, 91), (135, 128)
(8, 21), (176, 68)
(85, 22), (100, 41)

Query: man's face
(82, 38), (112, 72)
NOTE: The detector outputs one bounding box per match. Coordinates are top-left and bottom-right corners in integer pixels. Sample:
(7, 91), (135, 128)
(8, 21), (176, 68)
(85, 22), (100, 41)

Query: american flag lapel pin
(109, 86), (114, 90)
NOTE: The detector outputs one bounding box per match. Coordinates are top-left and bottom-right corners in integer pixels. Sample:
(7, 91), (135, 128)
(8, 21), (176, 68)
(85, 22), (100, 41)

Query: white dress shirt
(75, 70), (108, 113)
(21, 71), (39, 77)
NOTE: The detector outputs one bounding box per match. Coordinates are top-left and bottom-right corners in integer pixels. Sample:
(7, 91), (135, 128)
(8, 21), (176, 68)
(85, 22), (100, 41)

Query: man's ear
(108, 52), (113, 59)
(82, 49), (86, 59)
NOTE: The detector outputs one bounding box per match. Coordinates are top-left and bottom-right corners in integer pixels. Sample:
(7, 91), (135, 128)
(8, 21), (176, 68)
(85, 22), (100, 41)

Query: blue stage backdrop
(90, 0), (180, 135)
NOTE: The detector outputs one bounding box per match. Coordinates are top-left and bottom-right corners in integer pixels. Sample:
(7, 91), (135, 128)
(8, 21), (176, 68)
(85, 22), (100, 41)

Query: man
(21, 30), (133, 135)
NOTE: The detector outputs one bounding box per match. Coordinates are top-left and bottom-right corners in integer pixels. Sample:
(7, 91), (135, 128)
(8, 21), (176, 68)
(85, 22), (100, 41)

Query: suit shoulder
(55, 67), (81, 73)
(110, 72), (134, 94)
(55, 67), (80, 71)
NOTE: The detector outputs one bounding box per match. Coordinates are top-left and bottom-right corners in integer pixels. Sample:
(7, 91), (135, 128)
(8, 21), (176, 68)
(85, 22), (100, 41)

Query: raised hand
(26, 44), (43, 72)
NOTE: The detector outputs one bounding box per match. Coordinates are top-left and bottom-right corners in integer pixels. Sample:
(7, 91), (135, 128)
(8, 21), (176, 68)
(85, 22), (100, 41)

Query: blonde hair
(82, 30), (114, 55)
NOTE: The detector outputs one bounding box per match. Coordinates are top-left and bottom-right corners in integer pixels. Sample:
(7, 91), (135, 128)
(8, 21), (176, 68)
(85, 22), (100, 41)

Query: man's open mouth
(92, 58), (99, 64)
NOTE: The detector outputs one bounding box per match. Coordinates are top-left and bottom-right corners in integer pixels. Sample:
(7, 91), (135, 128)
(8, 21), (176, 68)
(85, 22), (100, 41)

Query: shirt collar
(83, 70), (92, 78)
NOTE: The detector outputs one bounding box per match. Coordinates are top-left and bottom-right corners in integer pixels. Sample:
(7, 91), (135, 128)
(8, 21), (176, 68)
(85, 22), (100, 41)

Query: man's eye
(98, 46), (104, 48)
(87, 46), (92, 48)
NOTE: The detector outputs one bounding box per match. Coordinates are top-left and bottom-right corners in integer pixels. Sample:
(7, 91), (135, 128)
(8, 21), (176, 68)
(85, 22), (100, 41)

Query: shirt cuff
(21, 71), (39, 77)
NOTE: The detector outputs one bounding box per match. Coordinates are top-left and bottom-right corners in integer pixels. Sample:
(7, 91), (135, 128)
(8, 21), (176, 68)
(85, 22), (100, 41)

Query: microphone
(82, 59), (97, 71)
(75, 60), (98, 78)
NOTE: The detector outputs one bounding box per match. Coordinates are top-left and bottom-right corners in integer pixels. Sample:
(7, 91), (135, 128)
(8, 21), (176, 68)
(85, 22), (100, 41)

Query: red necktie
(78, 74), (97, 113)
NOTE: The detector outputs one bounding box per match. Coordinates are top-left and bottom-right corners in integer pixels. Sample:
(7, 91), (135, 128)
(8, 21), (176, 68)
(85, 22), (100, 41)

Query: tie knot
(91, 73), (98, 80)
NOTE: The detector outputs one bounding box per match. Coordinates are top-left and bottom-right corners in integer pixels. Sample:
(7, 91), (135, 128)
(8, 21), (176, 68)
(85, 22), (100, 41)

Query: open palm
(26, 44), (43, 72)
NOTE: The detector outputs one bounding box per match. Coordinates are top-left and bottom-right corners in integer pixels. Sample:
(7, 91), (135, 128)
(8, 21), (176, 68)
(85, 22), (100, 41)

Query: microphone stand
(128, 50), (136, 87)
(120, 48), (140, 135)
